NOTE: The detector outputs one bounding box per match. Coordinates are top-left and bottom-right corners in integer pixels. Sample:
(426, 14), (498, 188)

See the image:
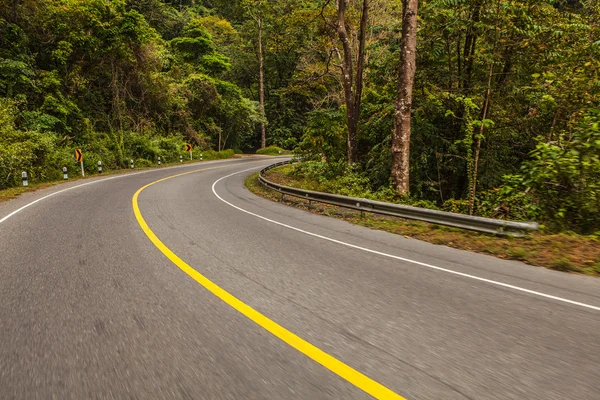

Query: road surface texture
(1, 157), (599, 399)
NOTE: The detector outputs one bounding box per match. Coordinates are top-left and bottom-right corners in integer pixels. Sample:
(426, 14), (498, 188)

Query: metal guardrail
(258, 160), (539, 237)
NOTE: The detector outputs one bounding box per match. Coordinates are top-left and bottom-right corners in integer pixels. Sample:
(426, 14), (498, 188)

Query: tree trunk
(469, 62), (494, 215)
(462, 0), (483, 93)
(336, 0), (368, 164)
(391, 0), (419, 196)
(257, 16), (266, 149)
(469, 0), (501, 215)
(352, 0), (369, 163)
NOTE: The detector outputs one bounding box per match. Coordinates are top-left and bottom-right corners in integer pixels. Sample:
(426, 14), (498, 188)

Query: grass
(255, 146), (292, 156)
(245, 171), (600, 277)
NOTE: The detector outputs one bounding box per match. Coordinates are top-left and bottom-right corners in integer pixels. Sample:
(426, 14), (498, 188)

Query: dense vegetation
(1, 0), (598, 234)
(0, 0), (259, 185)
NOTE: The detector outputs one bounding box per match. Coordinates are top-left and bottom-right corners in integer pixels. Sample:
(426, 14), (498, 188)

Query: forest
(0, 0), (598, 234)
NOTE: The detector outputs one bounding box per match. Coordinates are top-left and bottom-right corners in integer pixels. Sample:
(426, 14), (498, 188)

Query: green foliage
(502, 110), (600, 233)
(201, 149), (235, 159)
(0, 0), (259, 190)
(297, 109), (346, 162)
(289, 161), (439, 207)
(1, 0), (599, 235)
(256, 146), (285, 155)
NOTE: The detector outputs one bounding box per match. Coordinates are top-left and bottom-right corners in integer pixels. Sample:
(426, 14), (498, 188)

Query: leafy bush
(201, 149), (235, 160)
(256, 146), (285, 155)
(496, 110), (600, 233)
(289, 161), (431, 205)
(0, 98), (238, 188)
(219, 149), (235, 158)
(474, 177), (542, 221)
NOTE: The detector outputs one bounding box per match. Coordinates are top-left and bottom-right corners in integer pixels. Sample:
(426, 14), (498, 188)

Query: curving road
(1, 157), (599, 399)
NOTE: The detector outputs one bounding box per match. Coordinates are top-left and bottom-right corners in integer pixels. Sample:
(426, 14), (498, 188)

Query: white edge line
(0, 159), (254, 226)
(212, 167), (600, 313)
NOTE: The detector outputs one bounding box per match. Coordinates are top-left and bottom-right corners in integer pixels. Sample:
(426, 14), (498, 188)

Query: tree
(243, 0), (267, 148)
(391, 0), (418, 196)
(335, 0), (369, 164)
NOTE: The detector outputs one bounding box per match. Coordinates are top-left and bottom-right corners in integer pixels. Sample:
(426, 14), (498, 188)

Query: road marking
(0, 159), (261, 226)
(132, 167), (406, 400)
(212, 168), (600, 313)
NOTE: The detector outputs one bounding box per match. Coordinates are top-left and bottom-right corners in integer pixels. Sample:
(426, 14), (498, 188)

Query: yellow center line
(132, 162), (406, 400)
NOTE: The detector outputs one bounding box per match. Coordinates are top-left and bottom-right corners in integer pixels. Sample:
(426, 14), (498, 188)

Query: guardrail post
(22, 171), (28, 187)
(63, 167), (68, 180)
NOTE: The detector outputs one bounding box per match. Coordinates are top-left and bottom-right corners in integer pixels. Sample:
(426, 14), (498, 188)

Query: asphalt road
(1, 157), (599, 399)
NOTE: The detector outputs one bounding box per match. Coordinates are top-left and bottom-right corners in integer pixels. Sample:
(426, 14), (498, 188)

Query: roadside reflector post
(158, 156), (161, 166)
(200, 153), (203, 161)
(180, 155), (183, 163)
(22, 171), (28, 187)
(130, 159), (134, 169)
(190, 151), (192, 161)
(97, 161), (102, 174)
(63, 167), (68, 180)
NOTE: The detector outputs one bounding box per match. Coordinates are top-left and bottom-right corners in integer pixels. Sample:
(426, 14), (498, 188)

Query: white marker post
(190, 151), (192, 161)
(63, 167), (68, 180)
(180, 155), (183, 163)
(158, 156), (161, 166)
(130, 159), (134, 169)
(200, 153), (203, 161)
(97, 161), (103, 174)
(22, 171), (28, 187)
(80, 161), (85, 177)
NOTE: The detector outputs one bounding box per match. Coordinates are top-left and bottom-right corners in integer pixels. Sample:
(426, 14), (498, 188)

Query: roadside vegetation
(255, 146), (288, 156)
(0, 1), (260, 191)
(0, 149), (238, 202)
(1, 1), (598, 238)
(246, 170), (600, 276)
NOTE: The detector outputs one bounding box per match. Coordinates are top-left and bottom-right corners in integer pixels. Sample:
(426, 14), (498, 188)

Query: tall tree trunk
(336, 0), (368, 164)
(257, 16), (266, 148)
(469, 62), (494, 215)
(352, 0), (368, 162)
(469, 0), (501, 215)
(391, 0), (419, 196)
(462, 0), (483, 93)
(336, 0), (356, 163)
